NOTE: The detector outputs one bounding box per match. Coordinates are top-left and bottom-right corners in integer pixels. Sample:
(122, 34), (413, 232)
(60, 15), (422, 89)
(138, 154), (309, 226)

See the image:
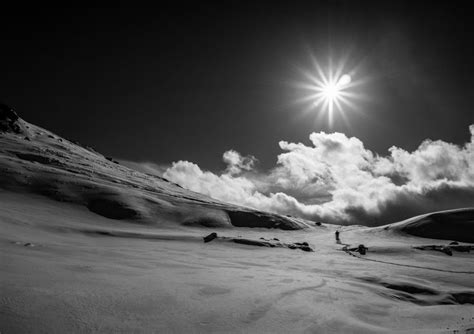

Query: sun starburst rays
(293, 55), (366, 128)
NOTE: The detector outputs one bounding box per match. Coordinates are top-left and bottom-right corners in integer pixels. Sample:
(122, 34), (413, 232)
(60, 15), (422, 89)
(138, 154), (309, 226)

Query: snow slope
(2, 192), (474, 333)
(387, 208), (474, 243)
(1, 108), (474, 333)
(0, 111), (309, 230)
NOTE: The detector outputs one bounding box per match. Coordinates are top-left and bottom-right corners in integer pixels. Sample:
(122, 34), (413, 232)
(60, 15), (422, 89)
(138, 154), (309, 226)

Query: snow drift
(390, 208), (474, 243)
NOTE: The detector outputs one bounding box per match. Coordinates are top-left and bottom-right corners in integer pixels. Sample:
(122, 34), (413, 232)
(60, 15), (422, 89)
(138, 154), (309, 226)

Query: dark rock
(0, 103), (21, 133)
(441, 246), (452, 256)
(295, 242), (309, 246)
(273, 238), (279, 241)
(0, 103), (19, 121)
(226, 236), (313, 252)
(414, 244), (473, 255)
(233, 238), (270, 247)
(452, 245), (471, 253)
(24, 242), (34, 247)
(315, 222), (322, 226)
(24, 136), (30, 141)
(106, 156), (120, 164)
(203, 232), (218, 243)
(357, 244), (368, 255)
(449, 241), (459, 245)
(289, 242), (313, 252)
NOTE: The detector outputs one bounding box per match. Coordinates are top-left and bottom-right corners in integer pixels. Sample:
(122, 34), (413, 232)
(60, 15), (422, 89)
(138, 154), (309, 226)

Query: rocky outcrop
(202, 232), (314, 252)
(0, 103), (31, 136)
(0, 103), (21, 133)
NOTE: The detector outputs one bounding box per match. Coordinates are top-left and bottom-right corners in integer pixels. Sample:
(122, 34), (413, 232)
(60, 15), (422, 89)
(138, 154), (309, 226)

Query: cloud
(161, 125), (474, 226)
(222, 150), (257, 175)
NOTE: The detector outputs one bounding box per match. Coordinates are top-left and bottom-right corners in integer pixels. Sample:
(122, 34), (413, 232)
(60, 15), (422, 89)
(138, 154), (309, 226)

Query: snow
(388, 208), (474, 243)
(1, 117), (474, 333)
(0, 118), (309, 230)
(2, 192), (474, 333)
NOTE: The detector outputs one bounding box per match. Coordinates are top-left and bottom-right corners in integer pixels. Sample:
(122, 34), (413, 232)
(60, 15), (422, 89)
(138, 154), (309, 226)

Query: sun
(305, 66), (354, 126)
(317, 73), (351, 112)
(322, 76), (351, 100)
(294, 55), (365, 128)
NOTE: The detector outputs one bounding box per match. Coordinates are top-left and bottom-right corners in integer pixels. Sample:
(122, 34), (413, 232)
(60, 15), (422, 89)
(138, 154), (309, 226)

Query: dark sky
(1, 2), (473, 171)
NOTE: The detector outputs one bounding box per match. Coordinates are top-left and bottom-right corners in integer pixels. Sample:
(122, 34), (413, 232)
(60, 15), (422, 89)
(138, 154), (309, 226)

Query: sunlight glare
(294, 55), (364, 128)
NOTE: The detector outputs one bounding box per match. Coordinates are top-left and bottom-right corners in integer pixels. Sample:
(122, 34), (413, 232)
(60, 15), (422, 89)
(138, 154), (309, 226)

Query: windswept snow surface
(2, 192), (474, 333)
(1, 115), (474, 333)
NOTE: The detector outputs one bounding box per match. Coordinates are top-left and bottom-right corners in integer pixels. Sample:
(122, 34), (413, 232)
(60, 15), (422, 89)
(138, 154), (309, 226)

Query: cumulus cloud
(162, 125), (474, 226)
(222, 150), (257, 175)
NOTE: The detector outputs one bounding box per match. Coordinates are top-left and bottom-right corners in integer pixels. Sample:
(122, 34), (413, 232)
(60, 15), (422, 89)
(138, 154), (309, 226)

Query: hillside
(0, 105), (309, 230)
(387, 208), (474, 243)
